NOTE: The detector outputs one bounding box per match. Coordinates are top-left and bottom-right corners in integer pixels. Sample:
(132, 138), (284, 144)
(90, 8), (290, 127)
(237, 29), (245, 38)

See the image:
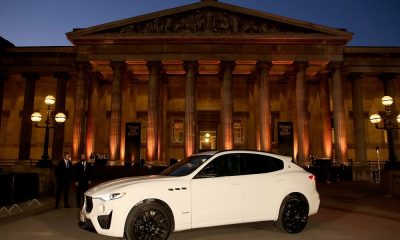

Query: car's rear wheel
(125, 202), (172, 240)
(275, 195), (309, 234)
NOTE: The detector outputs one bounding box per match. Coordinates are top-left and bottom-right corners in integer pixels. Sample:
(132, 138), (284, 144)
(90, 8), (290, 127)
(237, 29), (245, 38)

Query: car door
(241, 153), (285, 222)
(190, 153), (243, 228)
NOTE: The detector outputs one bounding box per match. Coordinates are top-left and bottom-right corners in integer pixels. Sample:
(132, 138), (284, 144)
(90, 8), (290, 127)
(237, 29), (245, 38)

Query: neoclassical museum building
(1, 0), (399, 178)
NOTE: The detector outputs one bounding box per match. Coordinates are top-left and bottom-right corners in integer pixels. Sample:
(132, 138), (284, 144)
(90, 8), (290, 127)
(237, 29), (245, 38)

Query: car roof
(191, 150), (293, 163)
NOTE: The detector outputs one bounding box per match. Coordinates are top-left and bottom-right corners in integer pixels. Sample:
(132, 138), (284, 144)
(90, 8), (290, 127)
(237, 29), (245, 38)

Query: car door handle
(230, 183), (241, 186)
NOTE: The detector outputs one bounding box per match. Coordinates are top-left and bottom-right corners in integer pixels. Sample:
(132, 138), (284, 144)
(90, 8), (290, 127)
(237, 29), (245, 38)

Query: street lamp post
(31, 95), (66, 167)
(369, 96), (400, 169)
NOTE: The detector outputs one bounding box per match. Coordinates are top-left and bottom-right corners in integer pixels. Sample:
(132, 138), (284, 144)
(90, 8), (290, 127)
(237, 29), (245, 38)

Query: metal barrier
(0, 172), (40, 216)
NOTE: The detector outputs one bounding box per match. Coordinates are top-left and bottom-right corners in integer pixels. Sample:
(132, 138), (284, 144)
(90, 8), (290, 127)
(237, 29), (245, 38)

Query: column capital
(76, 61), (91, 69)
(183, 61), (198, 72)
(146, 60), (162, 70)
(347, 73), (365, 81)
(21, 72), (39, 81)
(88, 71), (104, 81)
(110, 61), (127, 71)
(379, 73), (399, 82)
(293, 61), (309, 72)
(54, 72), (71, 80)
(328, 61), (345, 71)
(256, 61), (272, 70)
(220, 61), (235, 71)
(219, 61), (235, 80)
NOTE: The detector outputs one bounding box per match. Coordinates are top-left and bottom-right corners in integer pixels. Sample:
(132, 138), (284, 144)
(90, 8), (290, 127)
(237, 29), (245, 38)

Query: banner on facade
(125, 122), (141, 166)
(277, 122), (294, 159)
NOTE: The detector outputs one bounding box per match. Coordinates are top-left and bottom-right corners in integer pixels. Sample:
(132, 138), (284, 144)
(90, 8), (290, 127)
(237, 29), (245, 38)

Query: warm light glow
(370, 114), (382, 124)
(235, 60), (257, 65)
(146, 126), (156, 162)
(205, 133), (211, 138)
(381, 96), (393, 106)
(120, 136), (125, 164)
(204, 138), (210, 143)
(44, 95), (56, 105)
(198, 60), (220, 65)
(54, 113), (66, 123)
(271, 60), (294, 65)
(165, 71), (186, 75)
(31, 112), (42, 122)
(397, 114), (400, 123)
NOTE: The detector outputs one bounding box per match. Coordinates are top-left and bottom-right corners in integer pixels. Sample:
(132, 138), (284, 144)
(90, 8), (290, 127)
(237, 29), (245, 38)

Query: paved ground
(0, 181), (399, 240)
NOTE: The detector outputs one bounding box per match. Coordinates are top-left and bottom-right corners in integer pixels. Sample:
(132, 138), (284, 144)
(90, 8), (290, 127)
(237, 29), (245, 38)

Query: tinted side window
(242, 153), (284, 175)
(195, 153), (240, 178)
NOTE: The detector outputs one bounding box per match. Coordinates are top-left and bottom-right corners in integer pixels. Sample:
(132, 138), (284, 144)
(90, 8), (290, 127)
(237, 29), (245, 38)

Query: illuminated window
(173, 121), (184, 144)
(234, 121), (244, 144)
(199, 131), (217, 151)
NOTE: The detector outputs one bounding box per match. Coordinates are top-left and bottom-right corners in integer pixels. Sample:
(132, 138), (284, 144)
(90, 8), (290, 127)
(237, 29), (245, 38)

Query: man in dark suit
(74, 153), (93, 208)
(55, 152), (73, 209)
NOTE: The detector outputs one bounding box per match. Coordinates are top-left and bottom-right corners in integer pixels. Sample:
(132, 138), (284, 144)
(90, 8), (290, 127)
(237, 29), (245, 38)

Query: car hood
(86, 175), (172, 196)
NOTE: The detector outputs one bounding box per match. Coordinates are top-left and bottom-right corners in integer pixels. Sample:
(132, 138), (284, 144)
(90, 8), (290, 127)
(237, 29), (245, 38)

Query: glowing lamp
(31, 112), (42, 122)
(55, 113), (67, 123)
(381, 96), (393, 106)
(369, 114), (382, 124)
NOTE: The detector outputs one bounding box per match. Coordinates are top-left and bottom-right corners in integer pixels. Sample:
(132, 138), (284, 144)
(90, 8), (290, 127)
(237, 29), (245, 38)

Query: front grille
(80, 218), (96, 232)
(97, 211), (113, 229)
(85, 196), (93, 213)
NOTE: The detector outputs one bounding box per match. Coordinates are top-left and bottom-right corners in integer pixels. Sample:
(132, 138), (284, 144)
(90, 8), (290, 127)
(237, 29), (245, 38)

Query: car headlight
(95, 193), (125, 201)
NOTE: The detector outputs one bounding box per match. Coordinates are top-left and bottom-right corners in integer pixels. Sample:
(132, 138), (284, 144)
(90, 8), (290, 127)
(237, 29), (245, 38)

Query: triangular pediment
(67, 0), (352, 44)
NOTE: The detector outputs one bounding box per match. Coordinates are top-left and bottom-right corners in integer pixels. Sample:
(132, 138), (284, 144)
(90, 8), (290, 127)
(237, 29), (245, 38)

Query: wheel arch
(281, 192), (309, 212)
(275, 192), (310, 234)
(125, 198), (176, 232)
(274, 192), (310, 220)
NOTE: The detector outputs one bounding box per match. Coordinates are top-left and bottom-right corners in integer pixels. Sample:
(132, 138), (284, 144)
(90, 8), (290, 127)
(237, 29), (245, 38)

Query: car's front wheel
(125, 202), (172, 240)
(275, 195), (309, 234)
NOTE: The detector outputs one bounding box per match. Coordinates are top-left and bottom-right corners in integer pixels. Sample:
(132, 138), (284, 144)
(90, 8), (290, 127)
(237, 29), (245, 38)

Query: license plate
(80, 211), (86, 222)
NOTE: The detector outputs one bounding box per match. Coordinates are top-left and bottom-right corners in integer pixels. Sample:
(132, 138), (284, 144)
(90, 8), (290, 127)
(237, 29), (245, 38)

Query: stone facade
(0, 1), (399, 176)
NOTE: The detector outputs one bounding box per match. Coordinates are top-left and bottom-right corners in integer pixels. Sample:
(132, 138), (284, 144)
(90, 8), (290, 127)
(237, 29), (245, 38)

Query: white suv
(79, 150), (320, 240)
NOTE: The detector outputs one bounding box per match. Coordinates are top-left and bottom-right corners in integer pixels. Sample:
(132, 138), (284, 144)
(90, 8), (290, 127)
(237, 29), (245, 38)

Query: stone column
(318, 74), (333, 159)
(350, 74), (367, 164)
(349, 73), (369, 180)
(146, 61), (161, 162)
(0, 72), (7, 132)
(184, 61), (197, 157)
(247, 76), (256, 150)
(72, 63), (89, 160)
(109, 61), (125, 162)
(18, 72), (39, 161)
(331, 62), (348, 164)
(295, 62), (310, 165)
(220, 61), (234, 150)
(287, 73), (298, 161)
(86, 72), (100, 160)
(158, 76), (168, 162)
(258, 62), (273, 152)
(51, 72), (69, 163)
(381, 73), (399, 163)
(121, 72), (135, 163)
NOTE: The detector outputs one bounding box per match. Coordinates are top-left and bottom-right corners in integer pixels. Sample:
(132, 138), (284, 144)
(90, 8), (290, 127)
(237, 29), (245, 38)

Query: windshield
(161, 154), (212, 176)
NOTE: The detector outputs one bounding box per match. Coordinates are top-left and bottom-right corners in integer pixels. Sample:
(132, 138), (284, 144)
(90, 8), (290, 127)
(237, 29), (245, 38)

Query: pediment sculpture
(101, 7), (318, 35)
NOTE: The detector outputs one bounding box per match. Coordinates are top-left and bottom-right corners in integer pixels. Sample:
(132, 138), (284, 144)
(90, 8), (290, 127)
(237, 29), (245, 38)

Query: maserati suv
(79, 150), (320, 239)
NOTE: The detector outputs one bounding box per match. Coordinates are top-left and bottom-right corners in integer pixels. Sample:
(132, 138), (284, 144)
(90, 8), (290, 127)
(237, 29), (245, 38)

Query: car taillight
(308, 175), (316, 181)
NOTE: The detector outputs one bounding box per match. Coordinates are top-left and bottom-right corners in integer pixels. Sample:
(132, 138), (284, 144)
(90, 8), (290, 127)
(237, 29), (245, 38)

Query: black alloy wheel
(125, 202), (172, 240)
(276, 195), (309, 234)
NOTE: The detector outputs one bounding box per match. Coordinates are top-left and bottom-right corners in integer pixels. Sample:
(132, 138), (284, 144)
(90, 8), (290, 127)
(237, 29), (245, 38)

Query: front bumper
(79, 195), (125, 237)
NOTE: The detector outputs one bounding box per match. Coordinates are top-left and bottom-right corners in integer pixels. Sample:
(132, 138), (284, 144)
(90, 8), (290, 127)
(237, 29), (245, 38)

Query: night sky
(1, 0), (399, 47)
